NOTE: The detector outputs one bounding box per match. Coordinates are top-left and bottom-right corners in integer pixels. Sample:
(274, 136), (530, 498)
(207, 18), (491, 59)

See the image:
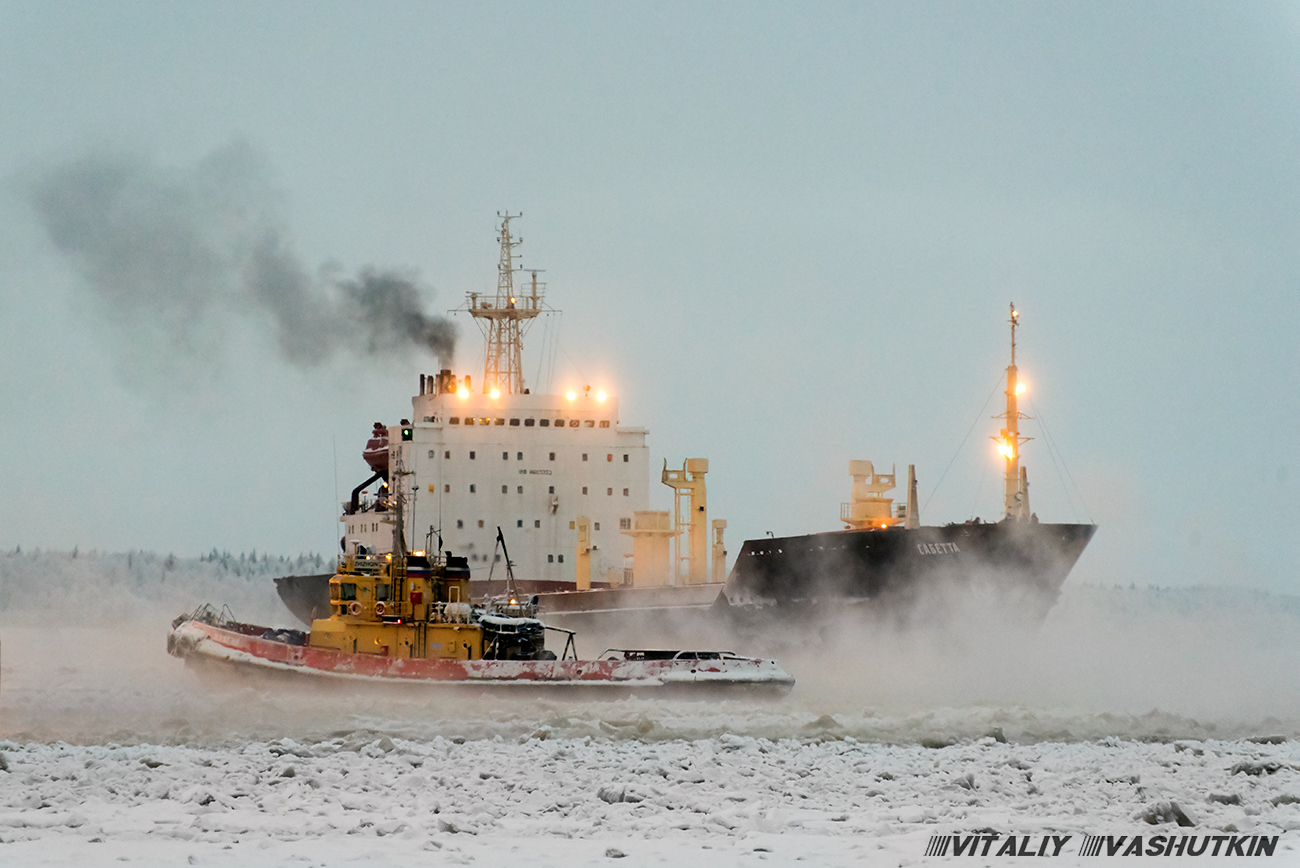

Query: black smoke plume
(22, 141), (455, 376)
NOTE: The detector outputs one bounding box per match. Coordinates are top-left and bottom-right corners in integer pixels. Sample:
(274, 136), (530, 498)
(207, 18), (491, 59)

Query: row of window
(454, 517), (622, 530)
(447, 417), (610, 428)
(451, 484), (630, 496)
(428, 450), (631, 463)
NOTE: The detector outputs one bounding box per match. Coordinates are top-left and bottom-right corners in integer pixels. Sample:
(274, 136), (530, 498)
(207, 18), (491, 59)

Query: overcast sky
(1, 2), (1296, 592)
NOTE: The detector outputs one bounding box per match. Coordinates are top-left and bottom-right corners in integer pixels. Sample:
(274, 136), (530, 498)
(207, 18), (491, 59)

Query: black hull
(723, 521), (1096, 623)
(274, 573), (334, 625)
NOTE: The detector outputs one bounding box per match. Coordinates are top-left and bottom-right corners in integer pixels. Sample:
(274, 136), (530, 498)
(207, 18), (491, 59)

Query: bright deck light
(596, 392), (607, 402)
(566, 391), (577, 400)
(490, 388), (500, 399)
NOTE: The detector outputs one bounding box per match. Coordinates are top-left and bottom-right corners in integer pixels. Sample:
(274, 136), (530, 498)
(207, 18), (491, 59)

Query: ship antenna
(495, 526), (520, 604)
(459, 213), (547, 396)
(994, 303), (1033, 520)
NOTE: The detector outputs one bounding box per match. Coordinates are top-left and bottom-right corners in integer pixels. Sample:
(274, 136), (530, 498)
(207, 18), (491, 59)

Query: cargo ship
(274, 218), (1092, 634)
(722, 304), (1095, 624)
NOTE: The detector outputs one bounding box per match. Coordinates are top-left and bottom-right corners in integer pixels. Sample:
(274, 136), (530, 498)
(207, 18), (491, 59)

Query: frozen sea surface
(2, 553), (1300, 865)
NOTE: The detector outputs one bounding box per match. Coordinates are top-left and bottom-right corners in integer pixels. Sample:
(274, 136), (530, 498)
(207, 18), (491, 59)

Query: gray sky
(1, 2), (1296, 592)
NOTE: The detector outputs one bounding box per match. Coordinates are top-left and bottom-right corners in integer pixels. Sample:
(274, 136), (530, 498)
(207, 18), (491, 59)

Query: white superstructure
(340, 216), (651, 584)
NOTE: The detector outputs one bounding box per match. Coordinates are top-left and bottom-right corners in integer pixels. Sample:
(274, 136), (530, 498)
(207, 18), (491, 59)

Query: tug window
(340, 583), (357, 601)
(375, 584), (390, 601)
(330, 584), (341, 601)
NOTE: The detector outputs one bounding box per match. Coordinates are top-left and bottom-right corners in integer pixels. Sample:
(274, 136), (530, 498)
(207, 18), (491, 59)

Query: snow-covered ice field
(2, 551), (1300, 866)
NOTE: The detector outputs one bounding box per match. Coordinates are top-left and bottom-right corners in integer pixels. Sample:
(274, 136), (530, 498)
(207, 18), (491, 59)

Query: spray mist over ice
(21, 141), (455, 380)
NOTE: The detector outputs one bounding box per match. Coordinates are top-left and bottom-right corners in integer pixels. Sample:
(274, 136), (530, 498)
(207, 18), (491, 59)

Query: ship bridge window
(494, 418), (505, 426)
(450, 417), (460, 425)
(510, 418), (520, 426)
(584, 420), (594, 428)
(524, 418), (534, 427)
(619, 517), (631, 530)
(554, 419), (564, 427)
(600, 420), (610, 428)
(570, 420), (580, 428)
(538, 419), (548, 427)
(464, 417), (474, 426)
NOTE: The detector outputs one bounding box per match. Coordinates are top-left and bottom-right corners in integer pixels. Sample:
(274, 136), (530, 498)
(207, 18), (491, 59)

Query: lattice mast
(466, 213), (543, 395)
(994, 303), (1032, 520)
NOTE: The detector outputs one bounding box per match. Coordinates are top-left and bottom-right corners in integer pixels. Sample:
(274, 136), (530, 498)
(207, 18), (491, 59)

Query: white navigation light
(1015, 382), (1026, 395)
(490, 388), (501, 399)
(566, 391), (577, 401)
(457, 387), (469, 399)
(596, 392), (607, 402)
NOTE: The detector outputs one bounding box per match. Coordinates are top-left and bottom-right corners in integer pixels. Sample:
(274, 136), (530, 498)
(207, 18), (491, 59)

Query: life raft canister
(347, 601), (362, 616)
(374, 601), (386, 616)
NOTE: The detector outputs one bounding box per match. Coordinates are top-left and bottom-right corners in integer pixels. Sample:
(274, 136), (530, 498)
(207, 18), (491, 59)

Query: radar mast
(463, 213), (545, 395)
(995, 303), (1033, 520)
